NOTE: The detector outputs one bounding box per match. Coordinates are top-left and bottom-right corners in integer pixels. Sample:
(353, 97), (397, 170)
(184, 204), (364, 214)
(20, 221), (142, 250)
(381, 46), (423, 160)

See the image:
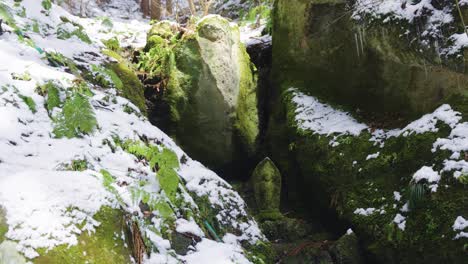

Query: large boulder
(141, 16), (259, 171)
(272, 0), (468, 122)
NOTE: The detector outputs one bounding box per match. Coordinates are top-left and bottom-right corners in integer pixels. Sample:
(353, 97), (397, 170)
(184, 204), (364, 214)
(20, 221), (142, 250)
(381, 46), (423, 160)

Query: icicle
(355, 32), (360, 58)
(359, 27), (365, 55)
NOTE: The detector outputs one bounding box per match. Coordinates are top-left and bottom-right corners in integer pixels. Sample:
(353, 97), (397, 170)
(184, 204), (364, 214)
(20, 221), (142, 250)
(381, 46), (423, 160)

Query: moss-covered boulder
(329, 233), (363, 264)
(34, 207), (132, 264)
(251, 157), (282, 220)
(139, 16), (259, 170)
(272, 0), (468, 123)
(267, 87), (468, 263)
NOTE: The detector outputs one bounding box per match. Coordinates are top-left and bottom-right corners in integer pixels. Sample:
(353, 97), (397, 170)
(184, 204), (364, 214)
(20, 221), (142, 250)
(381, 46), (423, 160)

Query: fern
(408, 182), (426, 210)
(157, 167), (179, 203)
(53, 92), (97, 138)
(46, 84), (61, 112)
(19, 95), (36, 113)
(149, 148), (179, 170)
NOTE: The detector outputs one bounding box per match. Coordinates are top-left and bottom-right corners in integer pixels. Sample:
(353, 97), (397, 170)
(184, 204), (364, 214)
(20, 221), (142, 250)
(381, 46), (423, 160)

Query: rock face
(272, 0), (468, 122)
(251, 157), (282, 219)
(141, 16), (259, 171)
(269, 0), (468, 263)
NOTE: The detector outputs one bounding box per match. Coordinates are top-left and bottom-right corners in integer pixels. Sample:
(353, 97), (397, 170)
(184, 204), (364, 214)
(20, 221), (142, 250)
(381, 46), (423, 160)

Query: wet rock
(329, 233), (363, 264)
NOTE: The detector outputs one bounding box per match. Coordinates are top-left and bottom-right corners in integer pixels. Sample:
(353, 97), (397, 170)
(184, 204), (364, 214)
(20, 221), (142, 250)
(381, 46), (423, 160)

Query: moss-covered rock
(139, 16), (259, 170)
(251, 157), (282, 219)
(34, 206), (132, 264)
(272, 0), (468, 123)
(267, 88), (468, 263)
(329, 233), (363, 264)
(107, 61), (147, 115)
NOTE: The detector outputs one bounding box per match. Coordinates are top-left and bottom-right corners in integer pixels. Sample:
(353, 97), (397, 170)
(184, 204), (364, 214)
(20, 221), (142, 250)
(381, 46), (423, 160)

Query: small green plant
(19, 95), (37, 113)
(11, 72), (31, 81)
(102, 37), (120, 51)
(69, 159), (88, 171)
(458, 174), (468, 185)
(57, 22), (92, 44)
(408, 182), (426, 210)
(53, 91), (97, 138)
(41, 0), (52, 11)
(101, 17), (113, 29)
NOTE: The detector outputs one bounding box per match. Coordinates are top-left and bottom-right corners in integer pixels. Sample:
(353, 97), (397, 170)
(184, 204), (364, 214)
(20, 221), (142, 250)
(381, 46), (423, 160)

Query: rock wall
(272, 0), (468, 122)
(268, 0), (468, 263)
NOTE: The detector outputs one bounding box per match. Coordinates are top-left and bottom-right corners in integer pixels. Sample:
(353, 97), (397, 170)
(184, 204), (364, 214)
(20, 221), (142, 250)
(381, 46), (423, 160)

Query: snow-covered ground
(0, 0), (262, 262)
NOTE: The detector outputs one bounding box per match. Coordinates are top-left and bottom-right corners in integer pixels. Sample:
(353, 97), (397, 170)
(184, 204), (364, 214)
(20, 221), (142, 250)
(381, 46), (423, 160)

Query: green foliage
(120, 140), (180, 204)
(88, 64), (123, 89)
(53, 91), (97, 138)
(19, 95), (37, 113)
(56, 22), (92, 44)
(45, 52), (80, 74)
(41, 81), (62, 112)
(157, 167), (179, 203)
(408, 182), (426, 210)
(68, 159), (88, 171)
(11, 72), (31, 81)
(458, 174), (468, 185)
(0, 2), (16, 28)
(102, 37), (120, 51)
(138, 35), (174, 78)
(41, 0), (52, 11)
(149, 148), (180, 171)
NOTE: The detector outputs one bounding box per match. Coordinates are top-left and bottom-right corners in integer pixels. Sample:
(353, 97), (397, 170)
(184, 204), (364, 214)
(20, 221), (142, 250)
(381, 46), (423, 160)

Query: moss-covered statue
(251, 157), (282, 220)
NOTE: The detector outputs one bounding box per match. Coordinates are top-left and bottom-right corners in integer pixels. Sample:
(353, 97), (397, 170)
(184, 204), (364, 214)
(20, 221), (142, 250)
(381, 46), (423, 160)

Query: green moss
(0, 206), (7, 244)
(251, 158), (281, 216)
(53, 91), (97, 138)
(107, 62), (147, 115)
(235, 44), (259, 154)
(35, 207), (132, 264)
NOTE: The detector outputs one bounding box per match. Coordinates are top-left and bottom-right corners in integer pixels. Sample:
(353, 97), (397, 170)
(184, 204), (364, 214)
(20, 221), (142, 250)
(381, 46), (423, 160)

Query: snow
(393, 213), (406, 231)
(288, 88), (368, 136)
(354, 208), (377, 216)
(393, 191), (401, 202)
(175, 218), (205, 238)
(0, 171), (112, 258)
(366, 152), (380, 160)
(453, 216), (468, 239)
(412, 166), (441, 183)
(181, 239), (251, 264)
(0, 0), (262, 261)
